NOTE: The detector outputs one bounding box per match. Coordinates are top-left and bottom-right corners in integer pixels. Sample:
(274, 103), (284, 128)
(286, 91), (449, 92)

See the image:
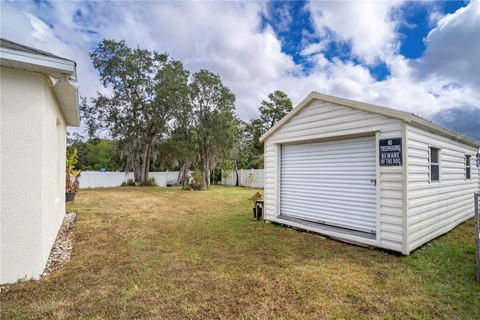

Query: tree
(67, 137), (121, 171)
(259, 90), (293, 131)
(81, 40), (172, 183)
(160, 61), (194, 189)
(220, 119), (247, 186)
(240, 91), (293, 168)
(243, 118), (265, 168)
(190, 70), (237, 190)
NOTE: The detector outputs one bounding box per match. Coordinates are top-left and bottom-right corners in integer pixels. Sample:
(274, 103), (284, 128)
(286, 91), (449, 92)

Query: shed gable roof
(260, 92), (480, 148)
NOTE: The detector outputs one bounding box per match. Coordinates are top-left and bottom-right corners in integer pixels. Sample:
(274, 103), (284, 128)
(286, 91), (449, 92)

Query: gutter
(0, 46), (76, 74)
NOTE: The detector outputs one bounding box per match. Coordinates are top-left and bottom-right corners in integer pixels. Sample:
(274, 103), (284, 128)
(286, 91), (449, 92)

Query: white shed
(260, 92), (479, 254)
(0, 39), (79, 283)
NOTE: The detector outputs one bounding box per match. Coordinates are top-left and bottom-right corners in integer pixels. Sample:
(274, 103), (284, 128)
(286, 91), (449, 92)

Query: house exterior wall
(406, 124), (479, 252)
(41, 81), (66, 267)
(263, 100), (405, 253)
(0, 67), (66, 284)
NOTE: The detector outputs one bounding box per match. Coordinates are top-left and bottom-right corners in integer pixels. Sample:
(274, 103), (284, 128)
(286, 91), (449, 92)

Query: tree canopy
(241, 90), (293, 168)
(258, 90), (293, 131)
(79, 39), (294, 188)
(82, 40), (186, 183)
(81, 40), (240, 189)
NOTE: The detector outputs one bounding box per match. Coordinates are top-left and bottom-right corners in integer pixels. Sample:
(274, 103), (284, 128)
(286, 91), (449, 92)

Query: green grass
(1, 186), (479, 319)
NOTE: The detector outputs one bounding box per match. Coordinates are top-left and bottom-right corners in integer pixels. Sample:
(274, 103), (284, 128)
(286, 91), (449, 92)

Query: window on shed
(465, 155), (471, 179)
(429, 147), (440, 182)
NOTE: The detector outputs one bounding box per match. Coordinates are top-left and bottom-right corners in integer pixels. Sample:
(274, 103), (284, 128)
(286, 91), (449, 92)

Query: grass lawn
(1, 186), (479, 319)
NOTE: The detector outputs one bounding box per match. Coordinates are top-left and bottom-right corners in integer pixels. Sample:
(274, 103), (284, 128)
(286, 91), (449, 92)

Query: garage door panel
(281, 208), (376, 232)
(281, 159), (375, 166)
(280, 180), (375, 187)
(282, 171), (376, 177)
(281, 191), (376, 204)
(281, 201), (375, 218)
(280, 136), (377, 234)
(282, 149), (374, 159)
(282, 208), (376, 223)
(284, 138), (374, 148)
(281, 195), (376, 211)
(281, 204), (377, 232)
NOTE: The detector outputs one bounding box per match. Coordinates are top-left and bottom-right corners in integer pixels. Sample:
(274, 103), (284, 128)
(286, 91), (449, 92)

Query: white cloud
(0, 1), (104, 99)
(1, 1), (298, 120)
(415, 1), (480, 89)
(0, 0), (478, 136)
(300, 42), (329, 56)
(306, 0), (405, 64)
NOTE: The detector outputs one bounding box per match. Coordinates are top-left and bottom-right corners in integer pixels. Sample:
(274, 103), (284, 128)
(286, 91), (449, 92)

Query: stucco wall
(41, 81), (66, 267)
(0, 67), (66, 283)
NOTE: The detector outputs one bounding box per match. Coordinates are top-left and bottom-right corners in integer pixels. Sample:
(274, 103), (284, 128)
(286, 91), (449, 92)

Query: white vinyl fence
(221, 169), (264, 188)
(80, 171), (182, 188)
(81, 169), (265, 189)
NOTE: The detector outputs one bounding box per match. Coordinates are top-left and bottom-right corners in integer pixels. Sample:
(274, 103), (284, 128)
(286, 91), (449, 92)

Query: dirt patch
(42, 211), (77, 277)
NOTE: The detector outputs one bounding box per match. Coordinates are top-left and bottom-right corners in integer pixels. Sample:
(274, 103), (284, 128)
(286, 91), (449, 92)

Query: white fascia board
(0, 47), (75, 74)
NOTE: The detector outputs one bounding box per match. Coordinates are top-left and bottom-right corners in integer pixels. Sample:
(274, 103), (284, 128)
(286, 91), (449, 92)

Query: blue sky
(264, 1), (467, 80)
(1, 0), (479, 139)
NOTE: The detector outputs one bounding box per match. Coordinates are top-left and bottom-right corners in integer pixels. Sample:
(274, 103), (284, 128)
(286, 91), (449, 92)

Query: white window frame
(429, 147), (441, 183)
(465, 155), (471, 180)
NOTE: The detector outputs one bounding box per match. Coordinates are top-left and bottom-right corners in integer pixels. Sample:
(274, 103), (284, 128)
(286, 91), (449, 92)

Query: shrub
(189, 170), (204, 190)
(66, 149), (81, 193)
(140, 177), (157, 187)
(121, 179), (136, 187)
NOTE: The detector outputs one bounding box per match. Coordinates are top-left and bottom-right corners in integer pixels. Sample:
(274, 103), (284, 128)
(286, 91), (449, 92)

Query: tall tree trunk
(144, 143), (151, 183)
(140, 141), (151, 184)
(134, 163), (142, 183)
(233, 160), (239, 187)
(180, 160), (190, 189)
(201, 138), (209, 190)
(201, 160), (209, 191)
(128, 145), (141, 183)
(180, 129), (190, 190)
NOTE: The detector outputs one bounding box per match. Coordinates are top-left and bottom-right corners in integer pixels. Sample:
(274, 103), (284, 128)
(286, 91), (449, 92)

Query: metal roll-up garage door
(280, 136), (377, 234)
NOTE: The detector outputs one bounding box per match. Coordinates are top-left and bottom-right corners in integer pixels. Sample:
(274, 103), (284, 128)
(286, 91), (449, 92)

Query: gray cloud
(432, 107), (480, 141)
(1, 0), (479, 134)
(414, 1), (480, 90)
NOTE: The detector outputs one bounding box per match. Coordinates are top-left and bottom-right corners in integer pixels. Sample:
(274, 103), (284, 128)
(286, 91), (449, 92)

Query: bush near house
(1, 187), (478, 319)
(65, 149), (81, 194)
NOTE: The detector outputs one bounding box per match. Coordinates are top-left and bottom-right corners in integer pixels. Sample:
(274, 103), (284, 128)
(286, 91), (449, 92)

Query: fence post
(475, 193), (479, 282)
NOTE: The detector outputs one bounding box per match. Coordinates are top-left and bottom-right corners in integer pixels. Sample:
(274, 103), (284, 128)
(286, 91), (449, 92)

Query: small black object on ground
(253, 200), (264, 220)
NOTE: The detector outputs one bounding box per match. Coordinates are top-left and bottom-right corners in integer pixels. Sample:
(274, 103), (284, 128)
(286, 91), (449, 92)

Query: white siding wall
(407, 125), (479, 251)
(264, 100), (405, 252)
